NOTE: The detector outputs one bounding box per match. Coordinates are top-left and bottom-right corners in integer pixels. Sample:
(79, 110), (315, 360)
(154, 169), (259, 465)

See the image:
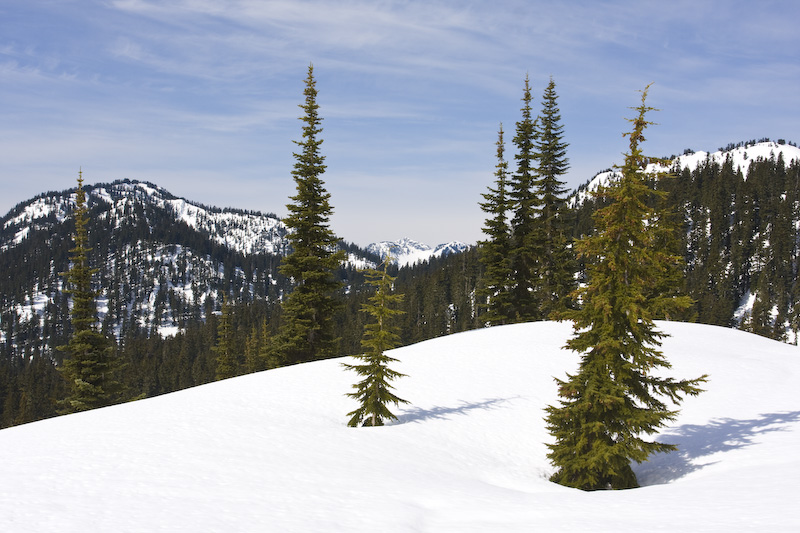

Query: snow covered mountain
(0, 179), (470, 346)
(1, 321), (797, 531)
(0, 179), (381, 341)
(571, 140), (800, 206)
(2, 179), (289, 256)
(367, 237), (469, 267)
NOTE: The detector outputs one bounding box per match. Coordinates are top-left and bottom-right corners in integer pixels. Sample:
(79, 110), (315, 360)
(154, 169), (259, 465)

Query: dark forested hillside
(572, 141), (800, 342)
(0, 179), (377, 426)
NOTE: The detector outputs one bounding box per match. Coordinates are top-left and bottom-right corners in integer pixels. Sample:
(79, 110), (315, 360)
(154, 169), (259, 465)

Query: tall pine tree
(59, 171), (123, 413)
(534, 77), (575, 317)
(274, 64), (345, 365)
(507, 74), (543, 322)
(545, 86), (706, 490)
(477, 124), (513, 326)
(343, 257), (408, 427)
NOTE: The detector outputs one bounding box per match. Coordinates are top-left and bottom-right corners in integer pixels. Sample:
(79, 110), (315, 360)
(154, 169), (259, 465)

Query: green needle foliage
(545, 86), (707, 490)
(477, 124), (513, 326)
(213, 296), (238, 380)
(534, 77), (575, 317)
(508, 74), (543, 322)
(274, 64), (345, 365)
(344, 257), (408, 427)
(58, 171), (123, 413)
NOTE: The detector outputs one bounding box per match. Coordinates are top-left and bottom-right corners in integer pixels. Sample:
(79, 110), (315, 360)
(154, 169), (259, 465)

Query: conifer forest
(2, 70), (799, 487)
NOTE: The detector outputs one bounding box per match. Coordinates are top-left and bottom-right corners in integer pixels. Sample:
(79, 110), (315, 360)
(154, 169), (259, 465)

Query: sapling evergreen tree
(343, 257), (408, 427)
(274, 63), (345, 365)
(477, 124), (513, 326)
(260, 318), (279, 369)
(244, 324), (261, 373)
(213, 296), (237, 380)
(545, 86), (707, 490)
(59, 171), (123, 413)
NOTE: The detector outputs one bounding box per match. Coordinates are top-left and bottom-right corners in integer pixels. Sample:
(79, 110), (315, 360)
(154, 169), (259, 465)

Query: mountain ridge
(570, 140), (800, 206)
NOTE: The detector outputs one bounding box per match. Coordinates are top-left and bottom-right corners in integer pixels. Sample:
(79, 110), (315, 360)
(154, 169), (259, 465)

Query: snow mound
(1, 321), (798, 532)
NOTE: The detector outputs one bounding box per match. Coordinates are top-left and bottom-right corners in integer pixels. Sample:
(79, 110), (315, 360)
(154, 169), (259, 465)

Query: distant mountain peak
(366, 238), (468, 267)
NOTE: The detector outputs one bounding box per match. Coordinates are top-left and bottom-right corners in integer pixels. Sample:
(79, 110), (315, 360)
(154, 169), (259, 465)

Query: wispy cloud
(3, 0), (799, 245)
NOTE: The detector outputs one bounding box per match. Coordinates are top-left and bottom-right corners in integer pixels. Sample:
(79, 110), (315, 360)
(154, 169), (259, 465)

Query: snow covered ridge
(1, 321), (798, 531)
(570, 141), (800, 207)
(2, 180), (467, 267)
(367, 237), (469, 267)
(1, 180), (290, 256)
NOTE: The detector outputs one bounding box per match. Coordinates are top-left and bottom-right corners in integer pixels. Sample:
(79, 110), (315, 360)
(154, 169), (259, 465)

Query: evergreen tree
(260, 318), (279, 369)
(59, 171), (123, 413)
(507, 74), (543, 322)
(477, 124), (513, 326)
(244, 318), (274, 372)
(545, 86), (707, 490)
(274, 64), (345, 365)
(534, 77), (575, 317)
(213, 296), (237, 380)
(343, 257), (408, 427)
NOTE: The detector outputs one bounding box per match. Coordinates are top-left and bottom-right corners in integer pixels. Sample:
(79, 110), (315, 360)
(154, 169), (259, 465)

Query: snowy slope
(1, 321), (798, 532)
(367, 237), (469, 267)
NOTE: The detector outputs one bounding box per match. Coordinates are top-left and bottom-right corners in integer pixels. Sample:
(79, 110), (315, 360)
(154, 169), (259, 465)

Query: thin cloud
(3, 0), (799, 245)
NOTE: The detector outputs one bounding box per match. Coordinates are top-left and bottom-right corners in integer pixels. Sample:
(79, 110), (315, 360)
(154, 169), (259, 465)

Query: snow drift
(0, 321), (798, 532)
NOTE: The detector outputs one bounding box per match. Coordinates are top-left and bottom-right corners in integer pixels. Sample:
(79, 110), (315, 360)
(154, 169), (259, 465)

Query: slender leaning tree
(59, 171), (123, 413)
(545, 86), (707, 490)
(275, 64), (345, 365)
(344, 257), (408, 427)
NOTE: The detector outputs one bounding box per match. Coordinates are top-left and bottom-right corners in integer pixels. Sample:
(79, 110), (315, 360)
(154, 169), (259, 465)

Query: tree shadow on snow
(397, 397), (517, 424)
(635, 410), (800, 485)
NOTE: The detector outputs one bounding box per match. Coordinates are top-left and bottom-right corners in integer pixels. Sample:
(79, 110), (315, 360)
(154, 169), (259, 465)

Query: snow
(661, 142), (800, 179)
(570, 169), (620, 206)
(2, 181), (288, 257)
(368, 237), (469, 267)
(571, 141), (800, 208)
(1, 321), (798, 532)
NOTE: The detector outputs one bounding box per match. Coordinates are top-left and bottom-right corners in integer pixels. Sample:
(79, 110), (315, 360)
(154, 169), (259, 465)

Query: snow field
(0, 321), (798, 532)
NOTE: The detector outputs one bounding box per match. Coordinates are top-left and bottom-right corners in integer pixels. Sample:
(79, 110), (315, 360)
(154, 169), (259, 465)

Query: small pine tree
(477, 123), (514, 326)
(244, 324), (261, 373)
(213, 296), (237, 380)
(259, 318), (279, 369)
(244, 318), (275, 372)
(343, 257), (408, 427)
(274, 63), (346, 365)
(59, 171), (123, 413)
(545, 86), (707, 490)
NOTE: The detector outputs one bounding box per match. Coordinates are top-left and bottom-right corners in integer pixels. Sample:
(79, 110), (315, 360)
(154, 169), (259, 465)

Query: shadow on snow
(635, 410), (800, 485)
(397, 397), (518, 424)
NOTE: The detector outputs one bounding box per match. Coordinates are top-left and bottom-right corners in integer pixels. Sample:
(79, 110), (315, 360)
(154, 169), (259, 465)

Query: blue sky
(2, 1), (798, 246)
